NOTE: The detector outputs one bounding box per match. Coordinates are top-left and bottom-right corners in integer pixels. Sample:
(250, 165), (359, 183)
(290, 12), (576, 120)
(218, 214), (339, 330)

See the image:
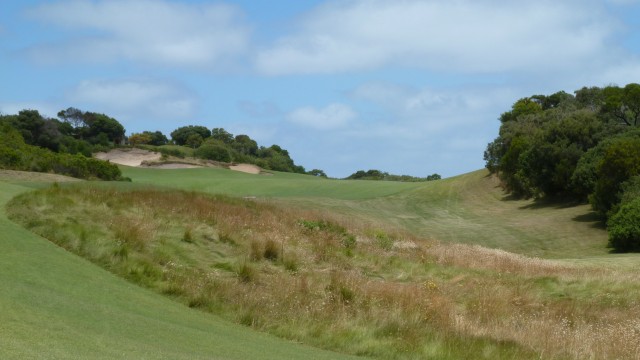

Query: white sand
(95, 148), (161, 166)
(229, 164), (262, 174)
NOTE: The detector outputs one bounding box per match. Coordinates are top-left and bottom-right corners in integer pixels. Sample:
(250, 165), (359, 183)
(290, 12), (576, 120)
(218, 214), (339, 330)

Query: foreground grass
(10, 183), (640, 359)
(0, 177), (359, 360)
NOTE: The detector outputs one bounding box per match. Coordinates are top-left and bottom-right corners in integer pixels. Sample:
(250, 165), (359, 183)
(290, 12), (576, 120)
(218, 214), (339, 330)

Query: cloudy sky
(2, 0), (640, 178)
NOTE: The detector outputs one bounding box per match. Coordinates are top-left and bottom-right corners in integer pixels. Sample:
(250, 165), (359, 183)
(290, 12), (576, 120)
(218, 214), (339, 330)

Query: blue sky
(2, 0), (640, 178)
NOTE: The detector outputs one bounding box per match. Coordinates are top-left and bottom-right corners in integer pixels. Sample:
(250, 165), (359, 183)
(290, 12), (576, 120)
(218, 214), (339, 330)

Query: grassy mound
(0, 179), (358, 360)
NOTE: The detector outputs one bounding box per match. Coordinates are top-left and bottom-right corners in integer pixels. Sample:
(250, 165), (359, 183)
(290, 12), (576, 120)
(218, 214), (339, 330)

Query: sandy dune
(95, 148), (266, 174)
(229, 164), (262, 174)
(95, 148), (161, 166)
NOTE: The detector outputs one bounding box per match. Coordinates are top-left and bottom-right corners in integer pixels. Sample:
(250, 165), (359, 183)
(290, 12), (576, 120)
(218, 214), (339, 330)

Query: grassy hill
(0, 172), (361, 360)
(122, 166), (610, 259)
(3, 167), (640, 359)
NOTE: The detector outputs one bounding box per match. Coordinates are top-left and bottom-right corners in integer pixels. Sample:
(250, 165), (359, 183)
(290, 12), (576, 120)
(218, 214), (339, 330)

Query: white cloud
(256, 0), (617, 75)
(68, 79), (196, 121)
(287, 103), (356, 130)
(238, 100), (282, 118)
(27, 0), (249, 68)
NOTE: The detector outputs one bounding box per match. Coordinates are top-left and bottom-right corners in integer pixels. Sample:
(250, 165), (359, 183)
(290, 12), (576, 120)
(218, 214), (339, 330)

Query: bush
(195, 144), (232, 162)
(608, 197), (640, 252)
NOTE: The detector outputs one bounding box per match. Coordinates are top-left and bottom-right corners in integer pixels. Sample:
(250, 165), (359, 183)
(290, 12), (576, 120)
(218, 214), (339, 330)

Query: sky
(1, 0), (640, 178)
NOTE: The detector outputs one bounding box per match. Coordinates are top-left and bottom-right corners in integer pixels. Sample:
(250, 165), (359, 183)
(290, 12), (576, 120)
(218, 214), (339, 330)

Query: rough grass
(0, 179), (360, 360)
(10, 183), (640, 359)
(122, 167), (612, 259)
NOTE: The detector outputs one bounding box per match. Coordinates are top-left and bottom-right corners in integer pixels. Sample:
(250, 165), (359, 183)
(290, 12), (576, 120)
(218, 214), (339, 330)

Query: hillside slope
(345, 170), (610, 259)
(0, 176), (361, 360)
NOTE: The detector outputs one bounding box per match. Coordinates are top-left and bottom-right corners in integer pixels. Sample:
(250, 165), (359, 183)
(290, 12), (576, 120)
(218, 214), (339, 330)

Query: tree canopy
(485, 83), (640, 252)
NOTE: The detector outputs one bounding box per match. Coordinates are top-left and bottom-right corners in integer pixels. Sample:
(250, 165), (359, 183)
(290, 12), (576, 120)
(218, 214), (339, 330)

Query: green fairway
(121, 166), (423, 200)
(0, 177), (362, 360)
(123, 166), (613, 259)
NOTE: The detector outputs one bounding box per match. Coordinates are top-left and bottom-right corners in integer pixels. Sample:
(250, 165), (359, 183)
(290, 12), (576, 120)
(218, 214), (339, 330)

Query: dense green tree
(574, 86), (604, 112)
(142, 131), (169, 146)
(81, 112), (125, 145)
(170, 125), (211, 146)
(185, 133), (204, 148)
(591, 136), (640, 215)
(608, 197), (640, 252)
(211, 128), (234, 144)
(601, 83), (640, 126)
(233, 135), (258, 156)
(499, 97), (543, 123)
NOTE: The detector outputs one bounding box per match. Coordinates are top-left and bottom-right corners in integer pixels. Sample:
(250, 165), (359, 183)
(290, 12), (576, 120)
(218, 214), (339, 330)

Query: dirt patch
(95, 148), (161, 166)
(229, 164), (263, 174)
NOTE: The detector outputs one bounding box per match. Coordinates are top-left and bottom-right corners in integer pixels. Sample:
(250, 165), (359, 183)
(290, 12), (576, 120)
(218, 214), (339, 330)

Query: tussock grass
(9, 183), (640, 359)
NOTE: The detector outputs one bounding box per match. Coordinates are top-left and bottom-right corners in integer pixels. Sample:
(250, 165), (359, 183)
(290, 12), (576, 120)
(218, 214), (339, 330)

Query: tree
(499, 97), (543, 123)
(591, 136), (640, 215)
(128, 133), (153, 146)
(170, 125), (211, 146)
(82, 112), (126, 145)
(142, 131), (169, 146)
(57, 108), (125, 144)
(602, 83), (640, 126)
(57, 107), (86, 136)
(307, 169), (327, 177)
(426, 174), (441, 181)
(575, 86), (604, 112)
(185, 133), (204, 148)
(608, 197), (640, 252)
(211, 128), (234, 144)
(232, 135), (259, 156)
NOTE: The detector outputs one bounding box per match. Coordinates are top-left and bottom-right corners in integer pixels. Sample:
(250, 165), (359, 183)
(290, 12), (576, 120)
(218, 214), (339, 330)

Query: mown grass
(121, 166), (424, 200)
(0, 178), (361, 360)
(9, 182), (640, 359)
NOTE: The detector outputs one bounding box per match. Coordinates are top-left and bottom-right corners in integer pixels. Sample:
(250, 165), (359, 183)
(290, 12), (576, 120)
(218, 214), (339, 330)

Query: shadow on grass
(513, 196), (585, 210)
(572, 212), (606, 229)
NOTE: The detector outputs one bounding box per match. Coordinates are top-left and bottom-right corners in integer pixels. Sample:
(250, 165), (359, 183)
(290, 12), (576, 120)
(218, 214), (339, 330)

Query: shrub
(195, 143), (232, 162)
(608, 197), (640, 252)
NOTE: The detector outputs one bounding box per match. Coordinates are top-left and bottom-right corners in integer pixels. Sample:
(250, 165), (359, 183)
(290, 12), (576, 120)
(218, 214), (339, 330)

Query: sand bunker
(229, 164), (262, 174)
(95, 148), (161, 166)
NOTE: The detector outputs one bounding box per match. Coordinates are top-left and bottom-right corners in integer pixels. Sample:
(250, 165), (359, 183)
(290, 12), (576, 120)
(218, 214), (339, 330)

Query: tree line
(346, 169), (441, 182)
(0, 107), (320, 177)
(484, 83), (640, 251)
(130, 125), (315, 175)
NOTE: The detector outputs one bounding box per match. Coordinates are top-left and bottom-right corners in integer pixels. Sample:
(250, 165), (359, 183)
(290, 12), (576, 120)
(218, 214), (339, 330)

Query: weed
(182, 227), (195, 243)
(282, 255), (299, 273)
(263, 239), (279, 261)
(249, 240), (262, 261)
(237, 262), (256, 283)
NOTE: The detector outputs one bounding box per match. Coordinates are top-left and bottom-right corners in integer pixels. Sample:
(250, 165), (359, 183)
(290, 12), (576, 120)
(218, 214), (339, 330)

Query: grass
(9, 178), (640, 359)
(0, 176), (361, 360)
(5, 165), (640, 359)
(121, 166), (423, 200)
(123, 166), (613, 258)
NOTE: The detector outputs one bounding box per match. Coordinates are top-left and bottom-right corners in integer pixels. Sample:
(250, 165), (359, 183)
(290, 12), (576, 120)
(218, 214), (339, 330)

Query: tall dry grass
(8, 185), (640, 359)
